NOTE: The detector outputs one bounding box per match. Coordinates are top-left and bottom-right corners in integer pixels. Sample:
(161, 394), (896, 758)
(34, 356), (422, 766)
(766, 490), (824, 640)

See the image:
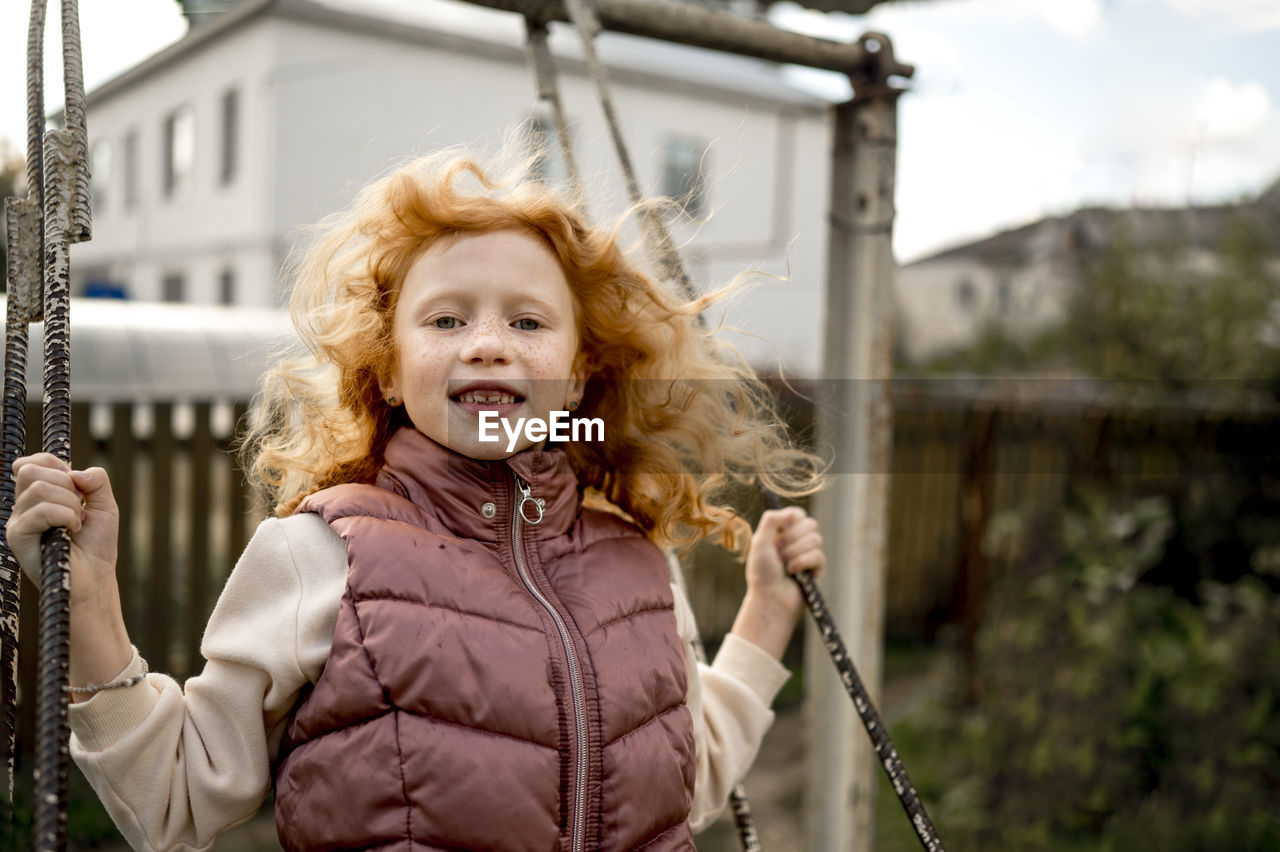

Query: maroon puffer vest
(274, 427), (695, 851)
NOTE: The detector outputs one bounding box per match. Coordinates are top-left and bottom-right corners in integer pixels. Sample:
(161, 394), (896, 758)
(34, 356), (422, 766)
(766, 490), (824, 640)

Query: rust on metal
(0, 0), (92, 841)
(467, 0), (913, 79)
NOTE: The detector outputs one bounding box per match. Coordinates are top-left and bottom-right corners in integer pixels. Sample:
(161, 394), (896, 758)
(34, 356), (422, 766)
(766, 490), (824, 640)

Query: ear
(377, 372), (398, 405)
(568, 351), (591, 401)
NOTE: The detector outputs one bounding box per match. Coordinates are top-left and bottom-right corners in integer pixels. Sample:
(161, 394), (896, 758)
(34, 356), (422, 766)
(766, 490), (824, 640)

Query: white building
(69, 0), (836, 375)
(894, 216), (1074, 363)
(894, 181), (1280, 364)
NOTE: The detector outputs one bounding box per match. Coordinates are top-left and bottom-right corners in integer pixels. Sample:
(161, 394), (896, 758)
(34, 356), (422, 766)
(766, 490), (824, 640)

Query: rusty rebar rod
(35, 3), (91, 847)
(33, 125), (78, 852)
(0, 2), (91, 846)
(1, 0), (50, 813)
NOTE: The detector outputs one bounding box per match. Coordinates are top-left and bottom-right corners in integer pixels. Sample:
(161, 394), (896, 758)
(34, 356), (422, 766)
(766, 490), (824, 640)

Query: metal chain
(665, 553), (763, 851)
(761, 489), (945, 852)
(794, 570), (945, 851)
(1, 0), (50, 814)
(0, 196), (35, 813)
(34, 126), (78, 852)
(0, 2), (90, 845)
(522, 17), (587, 210)
(559, 0), (699, 304)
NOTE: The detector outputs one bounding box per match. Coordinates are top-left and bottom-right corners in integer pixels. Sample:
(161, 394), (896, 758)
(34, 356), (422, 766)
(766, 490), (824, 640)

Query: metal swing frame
(0, 1), (940, 850)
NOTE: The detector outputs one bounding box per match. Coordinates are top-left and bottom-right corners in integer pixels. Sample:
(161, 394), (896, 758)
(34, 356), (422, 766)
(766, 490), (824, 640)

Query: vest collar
(375, 426), (580, 542)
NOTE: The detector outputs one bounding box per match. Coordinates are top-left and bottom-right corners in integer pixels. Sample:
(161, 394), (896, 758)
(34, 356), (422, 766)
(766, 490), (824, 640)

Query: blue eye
(515, 318), (541, 331)
(433, 317), (459, 329)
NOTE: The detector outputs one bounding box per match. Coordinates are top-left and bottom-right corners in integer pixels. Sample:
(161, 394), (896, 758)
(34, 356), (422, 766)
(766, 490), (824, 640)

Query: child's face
(381, 229), (587, 460)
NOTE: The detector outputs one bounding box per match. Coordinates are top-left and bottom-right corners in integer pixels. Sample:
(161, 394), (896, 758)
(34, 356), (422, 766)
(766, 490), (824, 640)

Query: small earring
(387, 396), (399, 407)
(568, 400), (579, 411)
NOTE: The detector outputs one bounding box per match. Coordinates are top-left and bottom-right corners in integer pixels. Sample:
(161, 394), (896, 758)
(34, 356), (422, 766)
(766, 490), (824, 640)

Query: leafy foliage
(878, 479), (1280, 852)
(1067, 214), (1280, 386)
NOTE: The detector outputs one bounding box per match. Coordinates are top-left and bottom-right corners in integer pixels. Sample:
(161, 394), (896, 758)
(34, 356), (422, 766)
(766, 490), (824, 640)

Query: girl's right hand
(8, 453), (120, 596)
(7, 454), (132, 697)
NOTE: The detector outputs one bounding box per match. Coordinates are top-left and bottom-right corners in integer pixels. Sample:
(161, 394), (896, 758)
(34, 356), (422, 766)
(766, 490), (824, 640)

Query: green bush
(881, 485), (1280, 852)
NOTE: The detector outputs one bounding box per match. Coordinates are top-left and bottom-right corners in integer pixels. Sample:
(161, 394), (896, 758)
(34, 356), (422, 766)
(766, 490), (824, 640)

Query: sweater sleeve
(673, 582), (792, 832)
(67, 513), (348, 852)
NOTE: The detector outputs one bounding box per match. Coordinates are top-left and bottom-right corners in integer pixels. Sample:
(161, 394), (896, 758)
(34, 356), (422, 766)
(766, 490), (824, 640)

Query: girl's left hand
(744, 506), (825, 624)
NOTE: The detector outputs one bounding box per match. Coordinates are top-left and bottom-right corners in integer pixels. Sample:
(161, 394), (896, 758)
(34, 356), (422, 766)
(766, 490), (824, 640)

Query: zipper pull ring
(516, 478), (545, 526)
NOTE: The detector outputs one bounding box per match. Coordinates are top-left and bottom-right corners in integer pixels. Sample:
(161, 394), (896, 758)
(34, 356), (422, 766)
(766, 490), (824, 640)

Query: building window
(163, 105), (195, 198)
(955, 277), (976, 311)
(995, 277), (1012, 315)
(219, 268), (235, 305)
(220, 88), (238, 186)
(123, 130), (138, 211)
(661, 136), (709, 218)
(91, 140), (112, 213)
(161, 272), (185, 303)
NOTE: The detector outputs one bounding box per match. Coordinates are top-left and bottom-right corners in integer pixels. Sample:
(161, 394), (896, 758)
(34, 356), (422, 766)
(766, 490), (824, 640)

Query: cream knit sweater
(67, 512), (790, 851)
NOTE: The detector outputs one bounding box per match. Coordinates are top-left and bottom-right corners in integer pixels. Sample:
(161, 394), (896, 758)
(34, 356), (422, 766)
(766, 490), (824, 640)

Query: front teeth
(457, 391), (516, 405)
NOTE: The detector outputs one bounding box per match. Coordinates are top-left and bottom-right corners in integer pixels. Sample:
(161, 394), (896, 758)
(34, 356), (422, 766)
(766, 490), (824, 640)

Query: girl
(7, 150), (825, 851)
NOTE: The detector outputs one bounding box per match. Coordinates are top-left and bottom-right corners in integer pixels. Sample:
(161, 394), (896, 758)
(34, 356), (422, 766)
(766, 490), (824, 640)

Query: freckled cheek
(399, 350), (454, 391)
(520, 343), (581, 380)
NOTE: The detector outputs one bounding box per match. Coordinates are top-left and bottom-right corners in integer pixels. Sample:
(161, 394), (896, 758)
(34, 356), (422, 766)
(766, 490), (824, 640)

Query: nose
(459, 318), (510, 365)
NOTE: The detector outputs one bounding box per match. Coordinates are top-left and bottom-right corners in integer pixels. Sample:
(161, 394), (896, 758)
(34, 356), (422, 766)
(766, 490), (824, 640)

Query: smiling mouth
(452, 390), (524, 406)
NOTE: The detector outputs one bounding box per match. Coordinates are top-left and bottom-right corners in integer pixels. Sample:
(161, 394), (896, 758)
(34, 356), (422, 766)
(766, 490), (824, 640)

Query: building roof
(78, 0), (830, 116)
(908, 182), (1280, 268)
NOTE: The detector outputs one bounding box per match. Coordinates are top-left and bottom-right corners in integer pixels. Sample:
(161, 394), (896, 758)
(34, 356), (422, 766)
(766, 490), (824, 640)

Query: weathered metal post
(805, 34), (907, 852)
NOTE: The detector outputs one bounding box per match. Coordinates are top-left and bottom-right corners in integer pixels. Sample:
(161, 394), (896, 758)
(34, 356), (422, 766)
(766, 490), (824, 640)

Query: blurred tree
(907, 196), (1280, 386)
(1067, 212), (1280, 387)
(970, 484), (1280, 851)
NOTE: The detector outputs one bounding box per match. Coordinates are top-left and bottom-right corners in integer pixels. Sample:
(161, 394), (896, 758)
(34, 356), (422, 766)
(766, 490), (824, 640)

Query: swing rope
(0, 3), (91, 849)
(523, 18), (588, 209)
(558, 0), (698, 298)
(524, 5), (946, 850)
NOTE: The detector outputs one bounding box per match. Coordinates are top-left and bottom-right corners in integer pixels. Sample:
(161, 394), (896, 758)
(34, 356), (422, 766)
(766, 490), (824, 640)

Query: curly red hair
(242, 150), (822, 552)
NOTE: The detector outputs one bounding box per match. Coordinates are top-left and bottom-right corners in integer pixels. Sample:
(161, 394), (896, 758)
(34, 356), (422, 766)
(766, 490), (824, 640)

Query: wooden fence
(10, 388), (1279, 756)
(684, 383), (1280, 645)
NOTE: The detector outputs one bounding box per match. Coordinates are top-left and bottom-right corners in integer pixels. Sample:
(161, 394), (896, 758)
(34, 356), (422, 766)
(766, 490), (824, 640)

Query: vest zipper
(510, 474), (587, 852)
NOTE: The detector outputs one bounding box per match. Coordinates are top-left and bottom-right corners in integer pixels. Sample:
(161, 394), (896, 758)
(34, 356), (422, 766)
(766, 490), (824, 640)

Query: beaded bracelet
(67, 662), (149, 695)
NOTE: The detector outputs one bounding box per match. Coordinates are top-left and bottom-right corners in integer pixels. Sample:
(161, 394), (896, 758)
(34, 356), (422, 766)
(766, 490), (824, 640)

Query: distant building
(895, 178), (1280, 364)
(67, 0), (835, 375)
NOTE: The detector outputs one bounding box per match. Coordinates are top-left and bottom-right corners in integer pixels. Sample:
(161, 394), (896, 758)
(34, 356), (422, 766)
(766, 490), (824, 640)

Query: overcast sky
(2, 0), (1278, 262)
